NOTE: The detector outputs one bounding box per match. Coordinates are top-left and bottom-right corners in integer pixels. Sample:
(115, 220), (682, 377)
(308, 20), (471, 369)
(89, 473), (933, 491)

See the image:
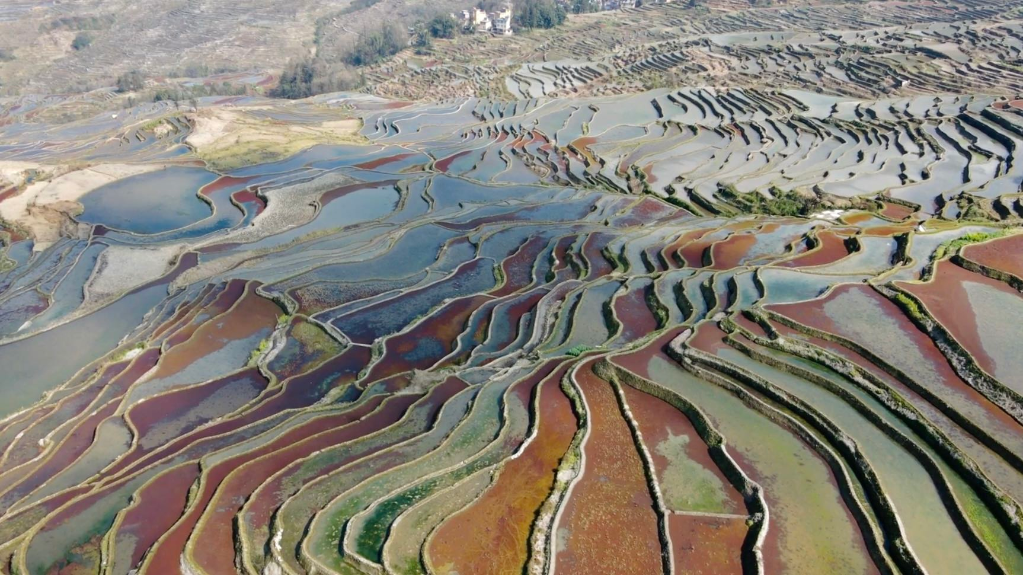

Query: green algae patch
(654, 432), (732, 513)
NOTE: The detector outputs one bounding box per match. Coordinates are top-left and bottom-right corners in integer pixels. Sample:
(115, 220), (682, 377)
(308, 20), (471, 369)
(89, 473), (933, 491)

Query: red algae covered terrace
(553, 360), (663, 575)
(426, 363), (576, 574)
(960, 232), (1023, 281)
(897, 259), (1023, 388)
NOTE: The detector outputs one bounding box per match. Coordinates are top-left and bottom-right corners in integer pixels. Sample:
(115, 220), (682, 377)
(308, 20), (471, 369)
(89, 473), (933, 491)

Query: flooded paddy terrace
(0, 88), (1022, 574)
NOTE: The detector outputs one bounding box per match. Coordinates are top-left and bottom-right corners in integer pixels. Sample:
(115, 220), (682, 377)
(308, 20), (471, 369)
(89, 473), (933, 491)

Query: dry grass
(186, 107), (366, 172)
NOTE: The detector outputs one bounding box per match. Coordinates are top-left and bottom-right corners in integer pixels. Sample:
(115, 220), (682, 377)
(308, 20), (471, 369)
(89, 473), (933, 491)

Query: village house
(461, 5), (514, 35)
(462, 7), (492, 33)
(493, 8), (513, 35)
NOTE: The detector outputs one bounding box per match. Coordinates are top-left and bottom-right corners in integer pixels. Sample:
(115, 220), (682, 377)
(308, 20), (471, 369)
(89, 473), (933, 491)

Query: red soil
(354, 152), (416, 170)
(861, 223), (915, 237)
(662, 229), (712, 269)
(0, 186), (18, 203)
(582, 232), (615, 279)
(841, 212), (874, 225)
(898, 261), (1007, 377)
(127, 368), (267, 450)
(668, 514), (747, 574)
(491, 235), (549, 297)
(150, 283), (225, 342)
(1, 357), (129, 469)
(435, 150), (472, 173)
(612, 328), (688, 379)
(680, 232), (725, 268)
(880, 201), (915, 221)
(613, 283), (660, 344)
(477, 291), (548, 364)
(163, 279), (249, 349)
(688, 322), (731, 356)
(199, 175), (255, 197)
(105, 345), (373, 481)
(732, 313), (767, 337)
(320, 179), (398, 206)
(551, 235), (578, 275)
(779, 231), (849, 268)
(231, 189), (266, 216)
(0, 400), (118, 508)
(710, 233), (758, 270)
(614, 197), (682, 227)
(112, 463), (200, 571)
(141, 287), (278, 395)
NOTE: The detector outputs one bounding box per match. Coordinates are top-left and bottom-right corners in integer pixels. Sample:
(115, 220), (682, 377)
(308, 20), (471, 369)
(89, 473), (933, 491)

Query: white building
(467, 7), (491, 32)
(493, 8), (513, 36)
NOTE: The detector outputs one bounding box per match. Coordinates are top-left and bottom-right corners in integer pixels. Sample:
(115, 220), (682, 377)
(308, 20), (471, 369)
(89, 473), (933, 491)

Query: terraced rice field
(2, 61), (1023, 575)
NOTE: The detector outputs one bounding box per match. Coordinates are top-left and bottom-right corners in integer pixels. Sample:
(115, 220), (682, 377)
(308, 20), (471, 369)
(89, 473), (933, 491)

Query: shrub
(115, 70), (145, 93)
(340, 0), (382, 15)
(933, 230), (1005, 260)
(71, 32), (93, 51)
(718, 184), (820, 216)
(0, 48), (14, 62)
(41, 15), (115, 33)
(180, 62), (210, 78)
(893, 293), (927, 328)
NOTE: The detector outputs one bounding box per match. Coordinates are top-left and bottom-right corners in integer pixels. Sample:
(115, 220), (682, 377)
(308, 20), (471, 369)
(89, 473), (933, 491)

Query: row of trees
(276, 17), (411, 99)
(277, 10), (468, 100)
(114, 69), (248, 104)
(271, 59), (363, 99)
(570, 0), (602, 13)
(345, 23), (406, 66)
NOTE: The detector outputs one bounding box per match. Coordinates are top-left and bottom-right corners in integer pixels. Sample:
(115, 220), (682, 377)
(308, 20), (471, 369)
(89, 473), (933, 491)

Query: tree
(71, 32), (93, 51)
(514, 0), (567, 30)
(411, 21), (433, 54)
(115, 70), (145, 93)
(271, 58), (363, 100)
(272, 60), (316, 99)
(428, 14), (457, 39)
(414, 33), (433, 54)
